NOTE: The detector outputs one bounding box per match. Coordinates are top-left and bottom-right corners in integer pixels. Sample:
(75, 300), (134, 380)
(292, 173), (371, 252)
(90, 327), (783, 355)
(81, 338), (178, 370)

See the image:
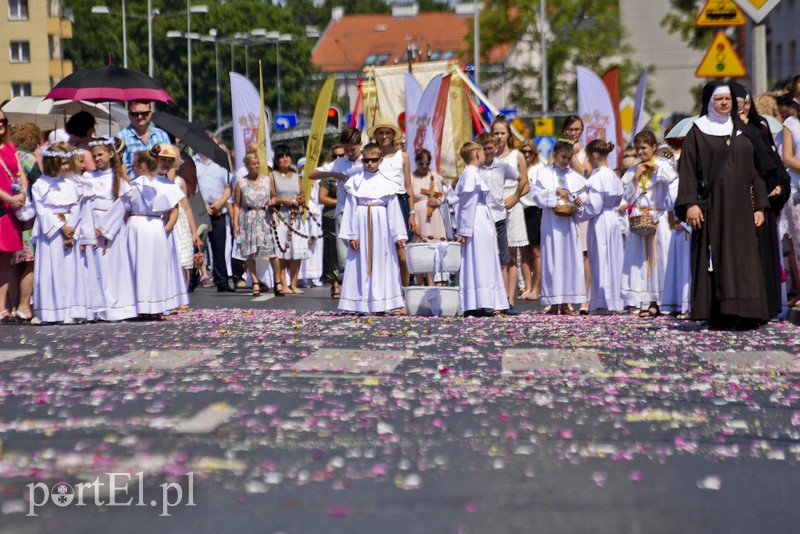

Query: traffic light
(327, 105), (342, 131)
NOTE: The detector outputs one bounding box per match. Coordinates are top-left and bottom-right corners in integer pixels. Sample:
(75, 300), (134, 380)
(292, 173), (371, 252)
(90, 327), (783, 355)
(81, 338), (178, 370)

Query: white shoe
(30, 316), (41, 325)
(63, 317), (75, 325)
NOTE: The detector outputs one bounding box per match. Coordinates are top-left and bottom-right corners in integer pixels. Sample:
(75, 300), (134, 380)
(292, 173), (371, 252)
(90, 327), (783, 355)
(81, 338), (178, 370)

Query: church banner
(577, 66), (619, 167)
(404, 73), (451, 175)
(230, 72), (272, 172)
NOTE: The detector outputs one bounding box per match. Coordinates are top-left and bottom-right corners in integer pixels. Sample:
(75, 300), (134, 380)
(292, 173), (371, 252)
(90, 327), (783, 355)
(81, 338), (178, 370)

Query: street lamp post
(540, 0), (547, 114)
(91, 2), (128, 68)
(209, 29), (222, 129)
(168, 29), (223, 129)
(250, 30), (293, 115)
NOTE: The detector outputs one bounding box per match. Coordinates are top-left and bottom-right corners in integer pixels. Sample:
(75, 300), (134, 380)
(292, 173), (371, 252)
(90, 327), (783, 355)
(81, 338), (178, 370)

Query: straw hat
(367, 116), (402, 139)
(155, 143), (183, 169)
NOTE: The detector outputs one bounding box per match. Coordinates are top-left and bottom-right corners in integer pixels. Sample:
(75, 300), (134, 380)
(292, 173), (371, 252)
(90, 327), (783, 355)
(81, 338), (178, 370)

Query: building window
(10, 41), (30, 63)
(11, 82), (32, 98)
(8, 0), (29, 20)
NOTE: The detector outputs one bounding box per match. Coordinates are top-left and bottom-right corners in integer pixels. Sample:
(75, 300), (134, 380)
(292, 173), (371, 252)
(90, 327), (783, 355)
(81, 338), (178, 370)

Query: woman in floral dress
(232, 153), (279, 296)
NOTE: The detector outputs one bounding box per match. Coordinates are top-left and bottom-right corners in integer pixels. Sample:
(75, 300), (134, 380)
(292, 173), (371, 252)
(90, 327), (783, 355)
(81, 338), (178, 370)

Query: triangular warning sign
(696, 0), (746, 26)
(695, 31), (747, 78)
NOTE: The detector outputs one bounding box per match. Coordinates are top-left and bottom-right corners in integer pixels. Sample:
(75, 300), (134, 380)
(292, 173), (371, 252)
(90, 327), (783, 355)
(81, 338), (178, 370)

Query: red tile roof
(311, 12), (512, 73)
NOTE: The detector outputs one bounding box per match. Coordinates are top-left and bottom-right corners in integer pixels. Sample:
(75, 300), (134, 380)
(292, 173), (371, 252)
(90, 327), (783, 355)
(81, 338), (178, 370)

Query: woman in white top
(518, 139), (544, 300)
(492, 115), (528, 306)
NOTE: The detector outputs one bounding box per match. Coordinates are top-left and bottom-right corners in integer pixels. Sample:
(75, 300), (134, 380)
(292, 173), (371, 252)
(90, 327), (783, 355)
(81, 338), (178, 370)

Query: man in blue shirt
(117, 100), (171, 178)
(194, 150), (234, 292)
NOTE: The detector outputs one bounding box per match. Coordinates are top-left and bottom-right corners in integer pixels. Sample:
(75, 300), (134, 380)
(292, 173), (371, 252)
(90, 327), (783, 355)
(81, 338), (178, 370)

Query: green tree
(469, 0), (652, 115)
(64, 0), (320, 130)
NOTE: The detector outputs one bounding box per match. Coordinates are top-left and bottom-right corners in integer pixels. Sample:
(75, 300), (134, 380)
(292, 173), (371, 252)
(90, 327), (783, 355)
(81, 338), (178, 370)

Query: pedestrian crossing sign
(695, 31), (746, 78)
(696, 0), (746, 26)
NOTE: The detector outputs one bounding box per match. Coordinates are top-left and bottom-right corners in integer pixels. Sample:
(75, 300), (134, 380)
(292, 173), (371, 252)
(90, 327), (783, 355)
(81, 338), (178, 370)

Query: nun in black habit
(729, 81), (792, 319)
(675, 80), (770, 328)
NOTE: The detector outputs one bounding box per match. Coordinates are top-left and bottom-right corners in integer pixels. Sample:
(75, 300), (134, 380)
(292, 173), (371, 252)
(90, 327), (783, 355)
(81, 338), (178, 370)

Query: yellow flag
(302, 74), (336, 206)
(257, 61), (270, 177)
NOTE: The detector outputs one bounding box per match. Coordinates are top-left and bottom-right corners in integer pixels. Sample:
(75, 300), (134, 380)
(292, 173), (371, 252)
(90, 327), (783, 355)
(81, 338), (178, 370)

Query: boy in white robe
(338, 143), (408, 314)
(532, 139), (587, 314)
(30, 143), (89, 323)
(456, 142), (509, 317)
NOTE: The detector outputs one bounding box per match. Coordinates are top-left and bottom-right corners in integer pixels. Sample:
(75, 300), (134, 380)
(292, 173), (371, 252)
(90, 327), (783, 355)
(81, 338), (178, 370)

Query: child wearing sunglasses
(338, 143), (408, 314)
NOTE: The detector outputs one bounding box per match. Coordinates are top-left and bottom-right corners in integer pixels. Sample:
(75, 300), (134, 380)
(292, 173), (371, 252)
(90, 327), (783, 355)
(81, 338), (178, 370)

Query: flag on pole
(230, 71), (271, 173)
(302, 74), (336, 206)
(350, 80), (363, 128)
(257, 62), (271, 178)
(577, 66), (619, 167)
(631, 69), (648, 142)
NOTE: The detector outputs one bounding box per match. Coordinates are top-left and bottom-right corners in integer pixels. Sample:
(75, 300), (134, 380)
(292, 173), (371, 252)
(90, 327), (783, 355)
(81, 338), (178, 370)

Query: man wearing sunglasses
(117, 100), (170, 178)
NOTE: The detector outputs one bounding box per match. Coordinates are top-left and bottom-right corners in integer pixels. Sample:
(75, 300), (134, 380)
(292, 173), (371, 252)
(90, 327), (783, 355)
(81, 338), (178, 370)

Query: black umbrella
(46, 65), (174, 104)
(152, 112), (231, 170)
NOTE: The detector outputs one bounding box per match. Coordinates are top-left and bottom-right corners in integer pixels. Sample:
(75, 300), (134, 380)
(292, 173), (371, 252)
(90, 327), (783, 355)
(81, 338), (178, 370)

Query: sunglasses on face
(520, 149), (534, 155)
(416, 160), (430, 166)
(362, 157), (381, 164)
(0, 119), (7, 126)
(129, 111), (151, 118)
(334, 153), (346, 158)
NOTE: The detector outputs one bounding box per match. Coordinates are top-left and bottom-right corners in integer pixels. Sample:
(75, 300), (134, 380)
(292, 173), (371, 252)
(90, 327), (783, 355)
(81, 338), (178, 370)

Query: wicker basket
(405, 286), (460, 317)
(629, 209), (658, 236)
(406, 242), (461, 274)
(553, 198), (577, 217)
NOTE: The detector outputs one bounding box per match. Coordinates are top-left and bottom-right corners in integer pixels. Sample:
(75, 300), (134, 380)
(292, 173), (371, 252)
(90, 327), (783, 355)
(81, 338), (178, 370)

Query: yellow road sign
(696, 0), (746, 26)
(534, 117), (554, 137)
(695, 31), (746, 78)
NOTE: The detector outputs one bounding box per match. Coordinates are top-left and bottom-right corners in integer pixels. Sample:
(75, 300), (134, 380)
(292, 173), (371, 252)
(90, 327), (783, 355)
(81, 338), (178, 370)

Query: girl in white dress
(77, 137), (137, 321)
(532, 139), (587, 314)
(621, 130), (677, 317)
(519, 139), (545, 301)
(31, 143), (89, 323)
(456, 142), (508, 316)
(98, 147), (186, 319)
(159, 145), (203, 301)
(578, 140), (624, 312)
(661, 177), (692, 316)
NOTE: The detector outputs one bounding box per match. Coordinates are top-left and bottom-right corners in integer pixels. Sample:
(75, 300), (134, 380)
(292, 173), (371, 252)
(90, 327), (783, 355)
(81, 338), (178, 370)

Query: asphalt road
(0, 286), (799, 533)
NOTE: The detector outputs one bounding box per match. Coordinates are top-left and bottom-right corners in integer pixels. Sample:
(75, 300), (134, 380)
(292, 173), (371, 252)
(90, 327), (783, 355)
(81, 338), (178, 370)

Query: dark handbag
(188, 191), (211, 235)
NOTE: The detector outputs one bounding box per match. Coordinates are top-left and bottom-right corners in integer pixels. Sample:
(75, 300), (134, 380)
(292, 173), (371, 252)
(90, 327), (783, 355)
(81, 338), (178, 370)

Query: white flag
(404, 73), (451, 175)
(229, 72), (272, 172)
(577, 66), (619, 168)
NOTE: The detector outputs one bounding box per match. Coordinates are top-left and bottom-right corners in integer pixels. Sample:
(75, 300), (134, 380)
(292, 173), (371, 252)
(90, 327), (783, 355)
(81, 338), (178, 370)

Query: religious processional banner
(577, 66), (620, 167)
(404, 73), (451, 175)
(230, 72), (273, 172)
(366, 61), (466, 179)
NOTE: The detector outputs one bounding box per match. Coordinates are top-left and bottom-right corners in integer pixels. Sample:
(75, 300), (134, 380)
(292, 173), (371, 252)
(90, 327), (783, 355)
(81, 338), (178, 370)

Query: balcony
(47, 18), (73, 39)
(49, 59), (73, 79)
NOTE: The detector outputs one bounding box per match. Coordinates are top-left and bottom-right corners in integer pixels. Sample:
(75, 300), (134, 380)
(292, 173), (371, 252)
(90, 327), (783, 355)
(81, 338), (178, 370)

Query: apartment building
(0, 0), (73, 104)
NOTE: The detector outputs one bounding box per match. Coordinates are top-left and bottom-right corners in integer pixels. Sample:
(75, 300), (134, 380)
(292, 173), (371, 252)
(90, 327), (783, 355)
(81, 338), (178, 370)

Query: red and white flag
(404, 72), (451, 174)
